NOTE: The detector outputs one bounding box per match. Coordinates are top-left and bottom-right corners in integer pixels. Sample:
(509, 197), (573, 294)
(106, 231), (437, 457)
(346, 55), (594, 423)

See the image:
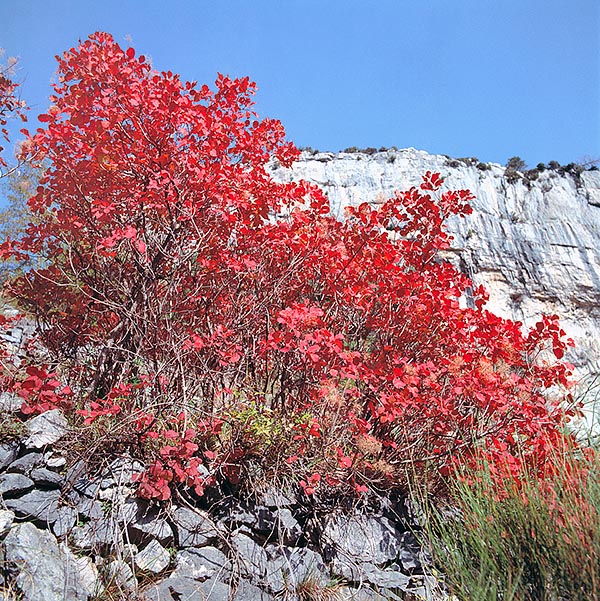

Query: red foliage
(1, 33), (578, 499)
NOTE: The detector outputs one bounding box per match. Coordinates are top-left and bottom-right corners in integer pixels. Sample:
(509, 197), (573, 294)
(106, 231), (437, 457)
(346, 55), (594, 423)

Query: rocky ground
(0, 401), (448, 601)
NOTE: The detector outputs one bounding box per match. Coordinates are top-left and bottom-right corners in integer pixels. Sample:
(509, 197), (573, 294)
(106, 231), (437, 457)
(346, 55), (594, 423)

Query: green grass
(423, 445), (600, 601)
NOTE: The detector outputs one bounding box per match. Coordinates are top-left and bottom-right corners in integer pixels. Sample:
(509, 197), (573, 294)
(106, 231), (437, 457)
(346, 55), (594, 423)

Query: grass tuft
(424, 444), (600, 601)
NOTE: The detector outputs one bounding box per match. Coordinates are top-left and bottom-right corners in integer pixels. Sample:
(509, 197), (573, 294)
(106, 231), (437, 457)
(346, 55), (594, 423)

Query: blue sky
(2, 0), (599, 168)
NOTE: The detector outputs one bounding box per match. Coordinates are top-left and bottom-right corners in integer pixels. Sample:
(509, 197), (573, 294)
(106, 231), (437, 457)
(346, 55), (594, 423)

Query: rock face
(270, 149), (600, 381)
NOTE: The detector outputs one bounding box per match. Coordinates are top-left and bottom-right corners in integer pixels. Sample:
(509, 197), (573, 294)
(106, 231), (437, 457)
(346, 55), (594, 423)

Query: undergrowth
(423, 437), (600, 601)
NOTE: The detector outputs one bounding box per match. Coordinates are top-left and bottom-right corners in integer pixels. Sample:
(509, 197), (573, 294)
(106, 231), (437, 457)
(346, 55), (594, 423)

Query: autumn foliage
(0, 33), (578, 500)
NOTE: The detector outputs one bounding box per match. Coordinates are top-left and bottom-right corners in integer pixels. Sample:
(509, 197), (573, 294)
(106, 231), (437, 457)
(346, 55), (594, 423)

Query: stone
(121, 498), (173, 545)
(361, 564), (410, 590)
(117, 497), (142, 522)
(63, 459), (86, 486)
(69, 552), (103, 599)
(229, 503), (278, 538)
(172, 546), (231, 581)
(0, 473), (34, 497)
(43, 450), (67, 469)
(72, 476), (102, 498)
(143, 575), (230, 601)
(321, 512), (400, 567)
(172, 506), (219, 547)
(399, 531), (423, 573)
(275, 508), (302, 545)
(256, 487), (296, 508)
(118, 543), (138, 562)
(105, 559), (138, 591)
(4, 522), (100, 600)
(0, 392), (22, 412)
(98, 484), (136, 502)
(338, 586), (403, 601)
(225, 502), (302, 545)
(52, 505), (78, 538)
(0, 509), (15, 535)
(254, 507), (279, 537)
(0, 442), (19, 471)
(29, 467), (64, 488)
(102, 457), (145, 487)
(76, 497), (104, 520)
(71, 518), (120, 550)
(134, 539), (171, 574)
(23, 410), (68, 449)
(230, 532), (268, 584)
(62, 488), (81, 506)
(265, 546), (326, 593)
(6, 452), (43, 474)
(232, 579), (275, 601)
(4, 489), (61, 524)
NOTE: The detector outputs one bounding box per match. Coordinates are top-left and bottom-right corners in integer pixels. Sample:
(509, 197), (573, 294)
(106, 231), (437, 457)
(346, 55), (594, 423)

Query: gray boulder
(4, 522), (100, 600)
(232, 579), (275, 601)
(76, 497), (103, 521)
(398, 531), (424, 573)
(0, 442), (19, 471)
(172, 506), (219, 547)
(230, 532), (268, 584)
(0, 473), (34, 497)
(101, 457), (145, 487)
(143, 575), (230, 601)
(104, 559), (138, 591)
(134, 539), (171, 574)
(321, 512), (401, 567)
(6, 451), (43, 474)
(0, 509), (15, 535)
(361, 564), (410, 589)
(256, 488), (296, 508)
(274, 508), (302, 545)
(0, 392), (22, 412)
(172, 546), (231, 581)
(29, 468), (64, 488)
(4, 489), (61, 525)
(265, 546), (327, 594)
(70, 518), (120, 551)
(43, 451), (66, 469)
(120, 498), (173, 545)
(52, 506), (78, 538)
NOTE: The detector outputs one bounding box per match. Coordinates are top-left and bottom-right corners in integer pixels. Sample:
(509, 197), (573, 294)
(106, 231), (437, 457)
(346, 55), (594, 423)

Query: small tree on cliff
(0, 51), (27, 176)
(1, 33), (576, 498)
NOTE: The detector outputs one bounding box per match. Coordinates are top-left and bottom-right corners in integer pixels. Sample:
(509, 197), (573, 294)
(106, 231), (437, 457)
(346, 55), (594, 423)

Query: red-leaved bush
(0, 33), (578, 499)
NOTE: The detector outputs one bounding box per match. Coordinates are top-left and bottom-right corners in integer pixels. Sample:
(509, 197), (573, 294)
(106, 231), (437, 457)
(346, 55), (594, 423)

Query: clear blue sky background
(2, 0), (599, 168)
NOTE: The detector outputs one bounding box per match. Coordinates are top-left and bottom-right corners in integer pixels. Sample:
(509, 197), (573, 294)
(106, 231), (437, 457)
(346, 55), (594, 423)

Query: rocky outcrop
(270, 149), (600, 381)
(0, 409), (445, 601)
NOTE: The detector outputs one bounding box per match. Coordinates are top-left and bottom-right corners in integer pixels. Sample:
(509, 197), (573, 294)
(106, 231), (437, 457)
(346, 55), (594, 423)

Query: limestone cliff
(270, 149), (600, 384)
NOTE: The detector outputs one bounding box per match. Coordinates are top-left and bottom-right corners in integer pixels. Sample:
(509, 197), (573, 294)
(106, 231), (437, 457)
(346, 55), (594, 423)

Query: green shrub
(506, 156), (527, 171)
(425, 445), (600, 601)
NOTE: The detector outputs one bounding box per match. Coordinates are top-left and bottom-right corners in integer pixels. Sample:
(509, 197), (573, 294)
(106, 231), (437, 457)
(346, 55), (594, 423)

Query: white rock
(0, 509), (15, 535)
(24, 410), (68, 449)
